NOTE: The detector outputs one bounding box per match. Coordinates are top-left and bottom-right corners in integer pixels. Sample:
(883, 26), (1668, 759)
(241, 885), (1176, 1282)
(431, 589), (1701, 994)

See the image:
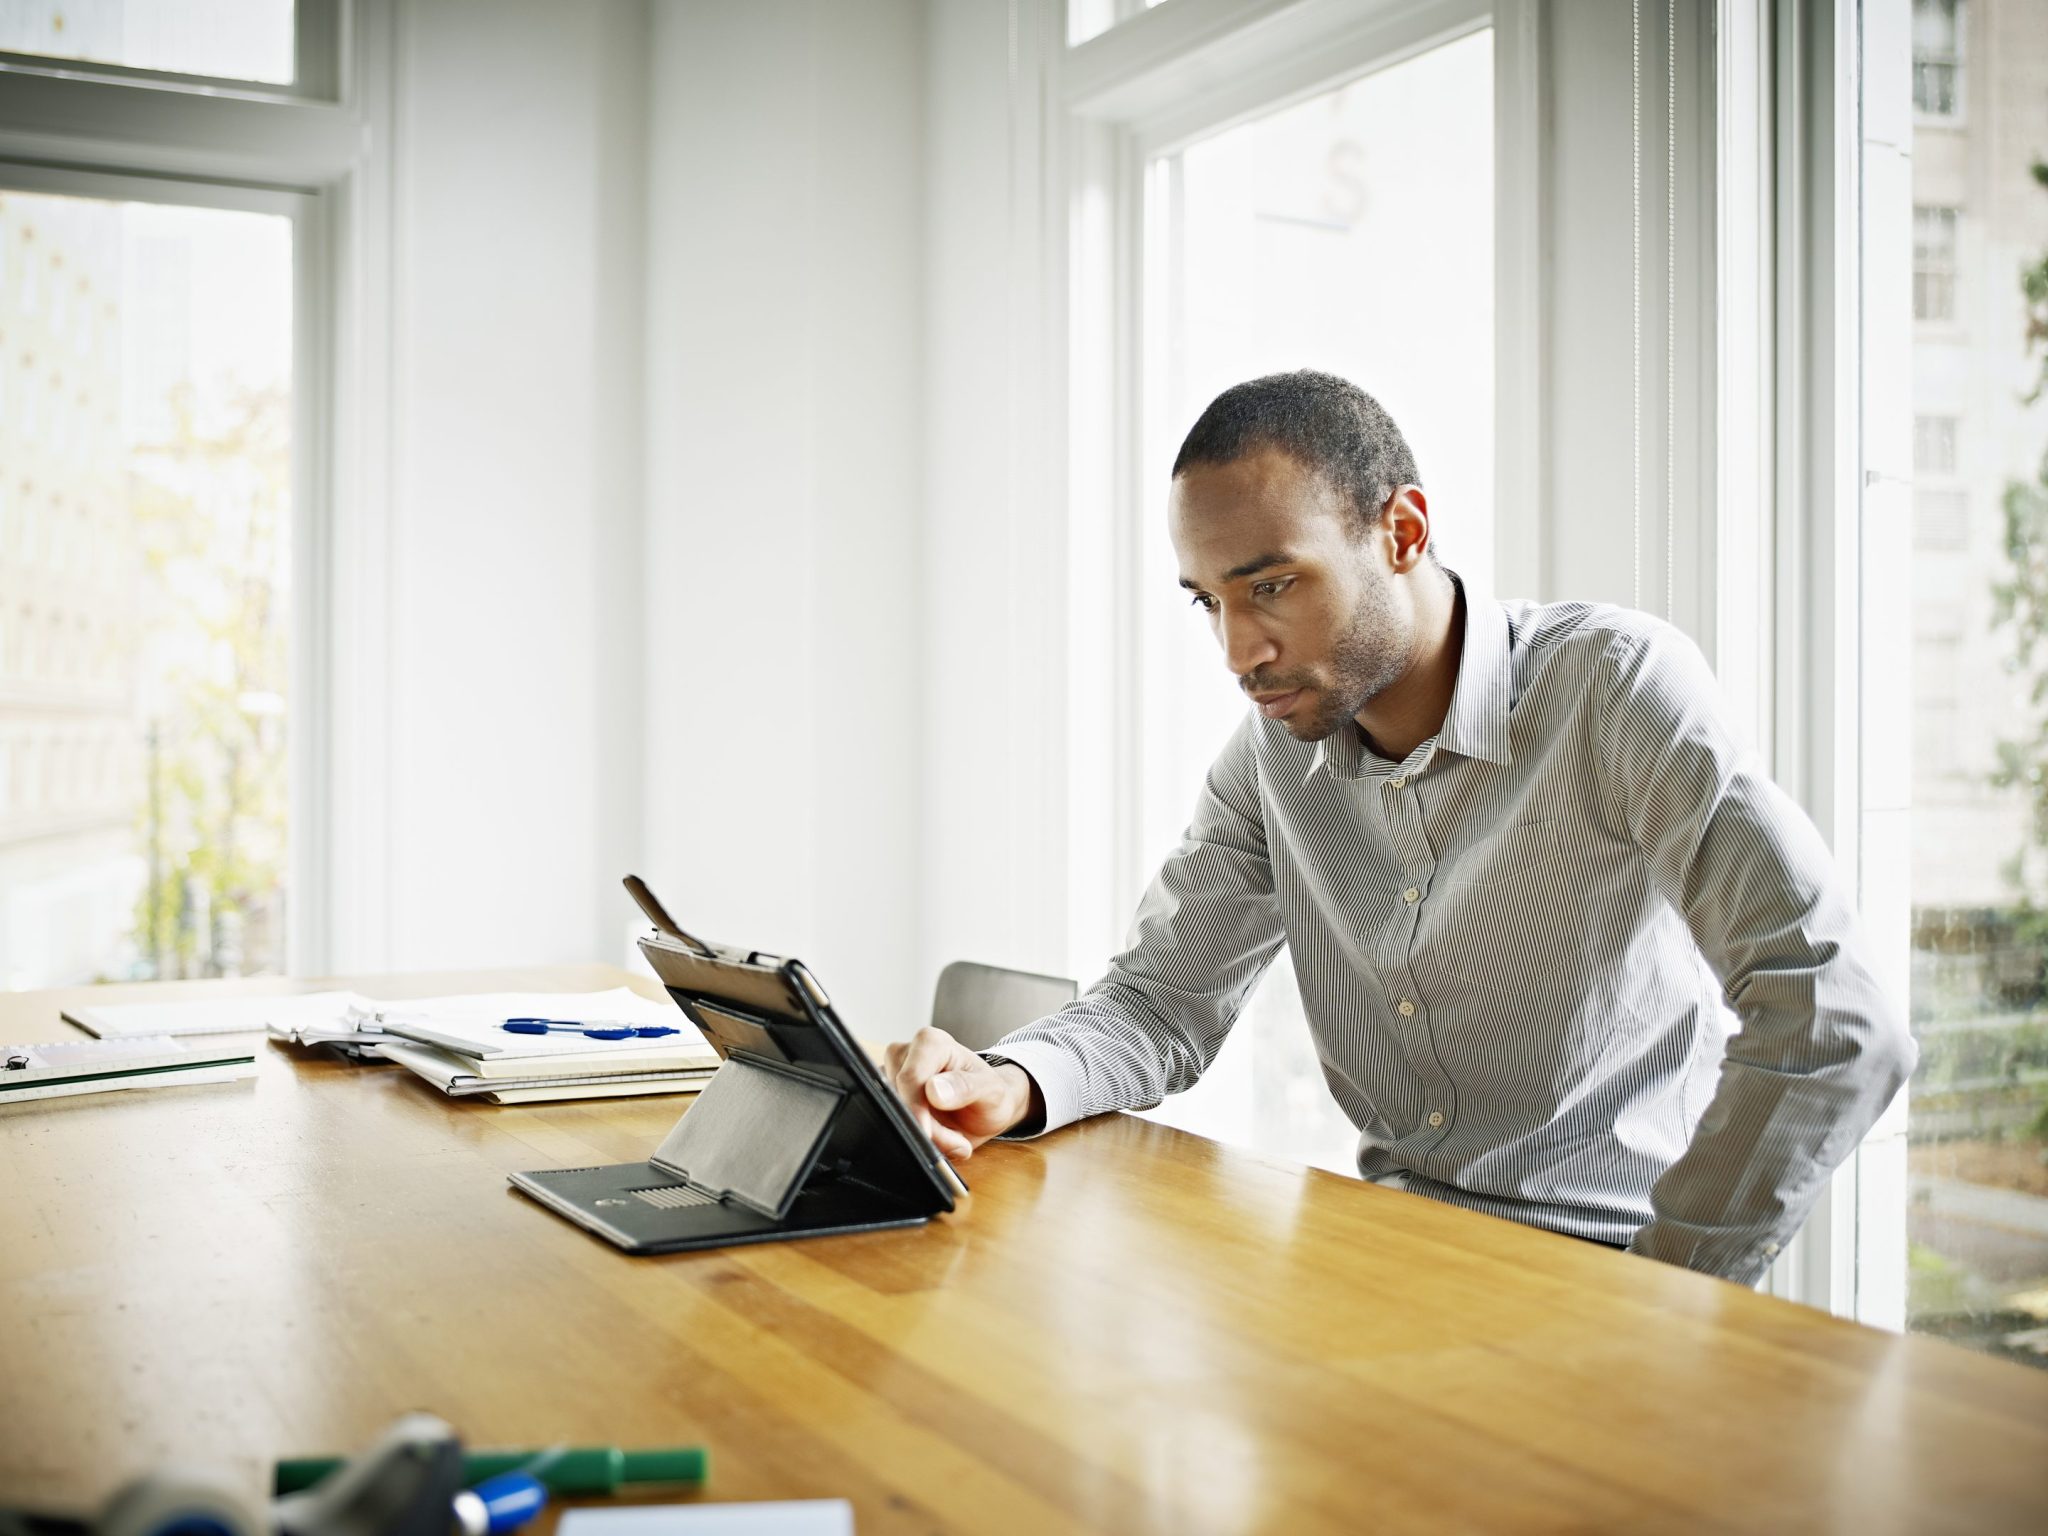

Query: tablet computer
(509, 923), (960, 1255)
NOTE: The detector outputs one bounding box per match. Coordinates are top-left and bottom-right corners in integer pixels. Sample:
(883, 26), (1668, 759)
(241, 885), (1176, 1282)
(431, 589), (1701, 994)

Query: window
(1915, 488), (1970, 551)
(0, 0), (296, 86)
(0, 189), (292, 988)
(1915, 414), (1958, 476)
(1914, 416), (1967, 551)
(0, 0), (373, 985)
(1899, 4), (2048, 1371)
(1122, 29), (1495, 1173)
(1915, 206), (1958, 323)
(1912, 0), (1963, 119)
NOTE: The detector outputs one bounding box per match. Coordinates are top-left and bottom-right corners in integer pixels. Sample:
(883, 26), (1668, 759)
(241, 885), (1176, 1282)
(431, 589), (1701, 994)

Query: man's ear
(1381, 486), (1431, 573)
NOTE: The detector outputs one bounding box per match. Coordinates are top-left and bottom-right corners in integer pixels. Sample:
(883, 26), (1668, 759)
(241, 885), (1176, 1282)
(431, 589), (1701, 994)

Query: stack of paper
(67, 987), (720, 1105)
(303, 989), (720, 1104)
(0, 1035), (258, 1107)
(377, 1042), (718, 1104)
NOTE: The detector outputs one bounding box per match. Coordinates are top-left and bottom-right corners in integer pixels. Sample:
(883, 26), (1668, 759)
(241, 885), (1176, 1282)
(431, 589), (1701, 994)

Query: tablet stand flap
(649, 1054), (846, 1221)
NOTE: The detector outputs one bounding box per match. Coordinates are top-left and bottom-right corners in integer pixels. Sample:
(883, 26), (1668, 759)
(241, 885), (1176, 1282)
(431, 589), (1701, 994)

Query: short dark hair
(1171, 370), (1422, 536)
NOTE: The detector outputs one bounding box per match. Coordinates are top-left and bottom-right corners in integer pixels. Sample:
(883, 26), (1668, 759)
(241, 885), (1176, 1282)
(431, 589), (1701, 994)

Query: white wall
(382, 0), (649, 970)
(374, 0), (927, 1036)
(919, 0), (1076, 999)
(637, 0), (927, 1037)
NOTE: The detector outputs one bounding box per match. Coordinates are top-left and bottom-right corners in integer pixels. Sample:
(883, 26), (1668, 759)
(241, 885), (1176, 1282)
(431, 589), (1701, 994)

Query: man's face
(1169, 448), (1416, 742)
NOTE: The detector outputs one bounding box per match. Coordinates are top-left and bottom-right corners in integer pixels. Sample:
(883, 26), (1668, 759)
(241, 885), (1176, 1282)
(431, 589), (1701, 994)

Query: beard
(1245, 576), (1410, 743)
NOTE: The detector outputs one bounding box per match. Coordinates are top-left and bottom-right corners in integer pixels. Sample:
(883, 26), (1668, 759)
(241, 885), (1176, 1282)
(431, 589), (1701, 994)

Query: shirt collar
(1307, 572), (1514, 778)
(1437, 575), (1514, 768)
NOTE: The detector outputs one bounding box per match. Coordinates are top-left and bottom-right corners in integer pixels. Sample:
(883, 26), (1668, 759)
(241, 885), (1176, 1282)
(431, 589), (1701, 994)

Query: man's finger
(930, 1122), (972, 1160)
(891, 1031), (954, 1107)
(885, 1038), (932, 1096)
(927, 1070), (981, 1110)
(900, 1026), (956, 1083)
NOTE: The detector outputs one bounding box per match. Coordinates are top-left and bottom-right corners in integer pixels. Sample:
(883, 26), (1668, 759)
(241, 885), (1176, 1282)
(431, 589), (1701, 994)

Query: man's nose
(1220, 608), (1279, 679)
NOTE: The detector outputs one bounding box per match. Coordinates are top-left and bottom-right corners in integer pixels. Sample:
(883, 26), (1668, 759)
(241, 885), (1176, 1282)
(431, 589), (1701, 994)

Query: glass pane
(0, 0), (293, 85)
(0, 189), (292, 988)
(1130, 31), (1494, 1172)
(1906, 0), (2048, 1369)
(1067, 0), (1114, 47)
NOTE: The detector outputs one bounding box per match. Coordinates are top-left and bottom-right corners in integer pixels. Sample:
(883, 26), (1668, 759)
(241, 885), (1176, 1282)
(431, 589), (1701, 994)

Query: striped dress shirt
(990, 583), (1916, 1284)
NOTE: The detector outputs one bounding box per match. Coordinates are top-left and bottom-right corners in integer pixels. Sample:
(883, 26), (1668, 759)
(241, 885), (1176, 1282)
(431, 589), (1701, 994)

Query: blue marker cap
(452, 1471), (548, 1534)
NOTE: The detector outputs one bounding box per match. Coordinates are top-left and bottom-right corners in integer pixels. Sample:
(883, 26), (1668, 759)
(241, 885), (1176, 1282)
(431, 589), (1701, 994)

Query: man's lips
(1251, 689), (1304, 719)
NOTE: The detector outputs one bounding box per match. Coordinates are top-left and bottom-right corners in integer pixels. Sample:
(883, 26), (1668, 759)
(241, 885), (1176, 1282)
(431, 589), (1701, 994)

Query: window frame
(1737, 0), (1919, 1327)
(0, 0), (396, 977)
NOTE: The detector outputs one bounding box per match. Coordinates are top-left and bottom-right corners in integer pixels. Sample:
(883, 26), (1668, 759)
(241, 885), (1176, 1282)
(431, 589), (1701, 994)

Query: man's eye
(1252, 578), (1292, 599)
(1188, 593), (1217, 613)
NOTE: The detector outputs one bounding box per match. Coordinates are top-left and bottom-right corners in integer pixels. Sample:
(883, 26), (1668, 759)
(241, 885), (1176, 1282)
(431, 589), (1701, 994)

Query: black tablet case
(509, 934), (959, 1254)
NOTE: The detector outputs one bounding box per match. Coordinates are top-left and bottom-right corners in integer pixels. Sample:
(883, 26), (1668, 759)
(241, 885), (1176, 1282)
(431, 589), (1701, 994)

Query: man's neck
(1355, 572), (1465, 763)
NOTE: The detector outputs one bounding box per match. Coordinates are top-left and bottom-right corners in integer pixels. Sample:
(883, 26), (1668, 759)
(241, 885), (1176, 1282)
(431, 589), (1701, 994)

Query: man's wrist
(984, 1056), (1046, 1136)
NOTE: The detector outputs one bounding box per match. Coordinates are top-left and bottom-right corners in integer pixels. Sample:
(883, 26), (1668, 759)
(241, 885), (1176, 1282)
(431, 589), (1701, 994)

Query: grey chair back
(930, 960), (1077, 1052)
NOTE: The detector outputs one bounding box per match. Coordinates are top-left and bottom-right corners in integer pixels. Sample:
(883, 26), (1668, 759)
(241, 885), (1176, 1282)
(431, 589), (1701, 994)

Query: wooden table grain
(3, 966), (2046, 1534)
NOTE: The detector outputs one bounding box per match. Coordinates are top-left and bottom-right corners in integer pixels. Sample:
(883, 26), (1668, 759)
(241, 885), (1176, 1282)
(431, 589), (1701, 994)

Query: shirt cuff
(979, 1037), (1086, 1138)
(1628, 1219), (1787, 1286)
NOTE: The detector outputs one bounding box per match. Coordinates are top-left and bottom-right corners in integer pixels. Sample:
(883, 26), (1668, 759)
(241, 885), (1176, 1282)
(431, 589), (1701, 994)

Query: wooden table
(4, 967), (2047, 1534)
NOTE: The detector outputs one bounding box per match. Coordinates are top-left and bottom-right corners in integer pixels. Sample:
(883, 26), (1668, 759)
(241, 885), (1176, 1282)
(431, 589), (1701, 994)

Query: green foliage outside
(1909, 1240), (1976, 1317)
(1979, 159), (2048, 1148)
(1990, 161), (2048, 956)
(125, 382), (290, 979)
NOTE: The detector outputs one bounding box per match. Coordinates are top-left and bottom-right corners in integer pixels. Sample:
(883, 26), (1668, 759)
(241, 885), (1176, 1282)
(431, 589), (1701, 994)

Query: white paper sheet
(373, 988), (710, 1062)
(63, 991), (372, 1039)
(556, 1502), (854, 1536)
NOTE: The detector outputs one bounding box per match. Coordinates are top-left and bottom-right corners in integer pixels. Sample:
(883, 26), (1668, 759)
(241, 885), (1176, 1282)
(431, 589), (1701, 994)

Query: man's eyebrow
(1226, 551), (1296, 581)
(1178, 551), (1296, 590)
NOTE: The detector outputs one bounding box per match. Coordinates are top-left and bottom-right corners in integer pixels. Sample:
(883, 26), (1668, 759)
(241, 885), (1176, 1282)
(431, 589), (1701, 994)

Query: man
(886, 370), (1914, 1285)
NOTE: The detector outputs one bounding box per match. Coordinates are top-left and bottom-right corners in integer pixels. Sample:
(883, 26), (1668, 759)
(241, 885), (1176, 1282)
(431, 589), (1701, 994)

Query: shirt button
(1389, 776), (1407, 788)
(1403, 887), (1420, 904)
(1427, 1110), (1445, 1127)
(1763, 1241), (1780, 1258)
(1397, 998), (1416, 1017)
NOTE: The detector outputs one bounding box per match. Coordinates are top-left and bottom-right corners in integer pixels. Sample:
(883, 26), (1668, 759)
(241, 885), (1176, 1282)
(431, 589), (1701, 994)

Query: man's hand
(882, 1026), (1041, 1162)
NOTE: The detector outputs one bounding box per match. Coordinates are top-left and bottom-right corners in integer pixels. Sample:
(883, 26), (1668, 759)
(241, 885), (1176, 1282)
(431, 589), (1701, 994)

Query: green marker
(273, 1443), (709, 1497)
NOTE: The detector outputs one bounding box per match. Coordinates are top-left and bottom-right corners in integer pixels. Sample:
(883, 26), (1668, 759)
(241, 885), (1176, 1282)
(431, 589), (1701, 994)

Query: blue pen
(502, 1018), (680, 1041)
